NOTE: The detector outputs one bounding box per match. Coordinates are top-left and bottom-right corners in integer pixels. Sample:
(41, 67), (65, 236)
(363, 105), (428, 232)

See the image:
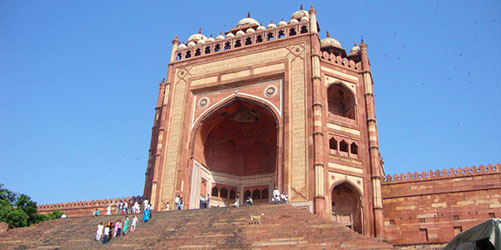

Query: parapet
(383, 163), (500, 184)
(37, 195), (142, 211)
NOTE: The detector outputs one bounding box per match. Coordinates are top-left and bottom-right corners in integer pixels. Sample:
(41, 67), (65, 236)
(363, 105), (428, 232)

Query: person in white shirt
(143, 199), (149, 211)
(165, 202), (170, 211)
(106, 205), (111, 215)
(133, 201), (140, 214)
(175, 196), (180, 210)
(102, 225), (110, 244)
(273, 187), (281, 204)
(96, 222), (104, 241)
(280, 192), (288, 203)
(60, 213), (67, 218)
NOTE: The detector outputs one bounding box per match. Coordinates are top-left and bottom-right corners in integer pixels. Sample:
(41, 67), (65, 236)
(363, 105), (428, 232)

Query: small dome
(187, 28), (207, 43)
(300, 16), (309, 22)
(267, 20), (277, 29)
(246, 28), (255, 33)
(197, 39), (205, 44)
(320, 31), (342, 49)
(187, 41), (196, 47)
(257, 23), (266, 31)
(236, 30), (245, 36)
(237, 12), (259, 27)
(350, 44), (360, 53)
(278, 18), (287, 27)
(289, 19), (299, 24)
(290, 5), (309, 20)
(207, 35), (215, 42)
(178, 43), (187, 49)
(216, 33), (225, 40)
(226, 33), (235, 38)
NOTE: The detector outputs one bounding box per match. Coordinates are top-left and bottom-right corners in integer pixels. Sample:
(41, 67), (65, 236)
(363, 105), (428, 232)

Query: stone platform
(0, 204), (396, 249)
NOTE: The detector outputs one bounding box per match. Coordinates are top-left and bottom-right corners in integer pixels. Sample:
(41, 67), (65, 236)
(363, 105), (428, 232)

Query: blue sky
(1, 1), (500, 205)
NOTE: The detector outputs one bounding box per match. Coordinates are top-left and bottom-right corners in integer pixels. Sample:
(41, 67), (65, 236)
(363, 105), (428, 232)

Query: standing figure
(123, 201), (128, 214)
(205, 194), (210, 208)
(102, 224), (110, 244)
(174, 195), (180, 210)
(122, 216), (129, 235)
(106, 205), (111, 215)
(165, 202), (170, 211)
(131, 215), (138, 232)
(133, 201), (140, 213)
(199, 195), (205, 209)
(114, 219), (122, 237)
(96, 222), (104, 241)
(179, 197), (184, 210)
(143, 198), (149, 212)
(143, 207), (150, 222)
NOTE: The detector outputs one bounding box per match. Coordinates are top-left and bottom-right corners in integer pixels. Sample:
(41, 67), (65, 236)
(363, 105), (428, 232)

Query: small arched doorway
(190, 98), (278, 207)
(331, 182), (362, 233)
(327, 83), (355, 119)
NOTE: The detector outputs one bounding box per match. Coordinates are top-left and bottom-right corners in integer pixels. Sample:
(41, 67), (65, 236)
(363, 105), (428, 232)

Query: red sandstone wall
(382, 164), (501, 245)
(37, 196), (141, 218)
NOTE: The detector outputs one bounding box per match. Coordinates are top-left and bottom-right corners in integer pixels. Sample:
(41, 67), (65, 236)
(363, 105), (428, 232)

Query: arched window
(220, 188), (228, 198)
(244, 190), (251, 200)
(252, 189), (261, 200)
(195, 48), (201, 56)
(211, 186), (218, 197)
(289, 28), (297, 36)
(214, 44), (221, 52)
(234, 40), (242, 48)
(340, 140), (349, 153)
(350, 143), (358, 155)
(185, 51), (191, 59)
(327, 84), (355, 119)
(229, 189), (236, 200)
(176, 53), (182, 61)
(245, 37), (252, 45)
(278, 30), (285, 39)
(204, 46), (211, 54)
(262, 188), (269, 199)
(267, 33), (274, 41)
(329, 137), (338, 150)
(224, 42), (231, 50)
(300, 26), (308, 34)
(256, 35), (263, 43)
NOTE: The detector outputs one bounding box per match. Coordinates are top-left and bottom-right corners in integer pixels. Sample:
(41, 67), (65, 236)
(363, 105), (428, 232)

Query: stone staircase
(0, 204), (396, 249)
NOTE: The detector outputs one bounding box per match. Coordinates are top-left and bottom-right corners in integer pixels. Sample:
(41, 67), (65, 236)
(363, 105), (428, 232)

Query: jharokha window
(327, 83), (355, 119)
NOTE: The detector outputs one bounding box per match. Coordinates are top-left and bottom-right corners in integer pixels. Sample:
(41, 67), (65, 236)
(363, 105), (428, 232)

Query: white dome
(290, 6), (309, 20)
(289, 19), (299, 24)
(178, 43), (187, 49)
(207, 35), (215, 42)
(187, 41), (196, 47)
(350, 45), (360, 53)
(216, 33), (225, 40)
(226, 33), (235, 38)
(246, 28), (255, 33)
(237, 13), (259, 27)
(278, 18), (287, 27)
(267, 21), (277, 29)
(187, 29), (207, 43)
(257, 24), (265, 31)
(236, 30), (245, 36)
(300, 16), (309, 22)
(197, 39), (205, 44)
(320, 31), (342, 49)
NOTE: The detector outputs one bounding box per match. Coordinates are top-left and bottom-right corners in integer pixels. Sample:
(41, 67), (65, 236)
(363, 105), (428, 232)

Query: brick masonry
(382, 163), (501, 245)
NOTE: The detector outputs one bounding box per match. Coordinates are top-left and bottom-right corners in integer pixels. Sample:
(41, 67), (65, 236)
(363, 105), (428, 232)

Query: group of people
(96, 215), (139, 244)
(173, 195), (185, 210)
(199, 194), (210, 209)
(272, 186), (288, 204)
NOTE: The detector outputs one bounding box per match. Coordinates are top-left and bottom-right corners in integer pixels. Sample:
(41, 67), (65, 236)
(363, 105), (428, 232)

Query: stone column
(360, 41), (384, 238)
(310, 5), (326, 217)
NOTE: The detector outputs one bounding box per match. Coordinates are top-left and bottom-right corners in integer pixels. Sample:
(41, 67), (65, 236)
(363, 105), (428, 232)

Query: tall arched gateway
(189, 98), (279, 208)
(143, 6), (386, 238)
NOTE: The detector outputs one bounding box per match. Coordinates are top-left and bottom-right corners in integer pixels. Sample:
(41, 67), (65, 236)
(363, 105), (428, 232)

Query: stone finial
(198, 28), (202, 34)
(326, 31), (330, 38)
(354, 42), (357, 46)
(162, 78), (165, 83)
(172, 35), (180, 44)
(270, 19), (274, 24)
(309, 5), (317, 14)
(300, 4), (303, 10)
(248, 12), (251, 18)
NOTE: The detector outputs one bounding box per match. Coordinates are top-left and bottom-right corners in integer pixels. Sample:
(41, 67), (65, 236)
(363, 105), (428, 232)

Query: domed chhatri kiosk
(143, 6), (386, 238)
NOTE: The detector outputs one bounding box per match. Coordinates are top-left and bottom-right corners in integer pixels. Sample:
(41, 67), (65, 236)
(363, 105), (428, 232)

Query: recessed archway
(331, 182), (362, 233)
(327, 83), (355, 119)
(191, 98), (278, 207)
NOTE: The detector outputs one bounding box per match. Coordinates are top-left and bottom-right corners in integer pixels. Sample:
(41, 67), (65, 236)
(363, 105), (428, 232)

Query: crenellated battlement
(37, 195), (141, 212)
(383, 163), (500, 183)
(320, 50), (362, 71)
(174, 21), (311, 62)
